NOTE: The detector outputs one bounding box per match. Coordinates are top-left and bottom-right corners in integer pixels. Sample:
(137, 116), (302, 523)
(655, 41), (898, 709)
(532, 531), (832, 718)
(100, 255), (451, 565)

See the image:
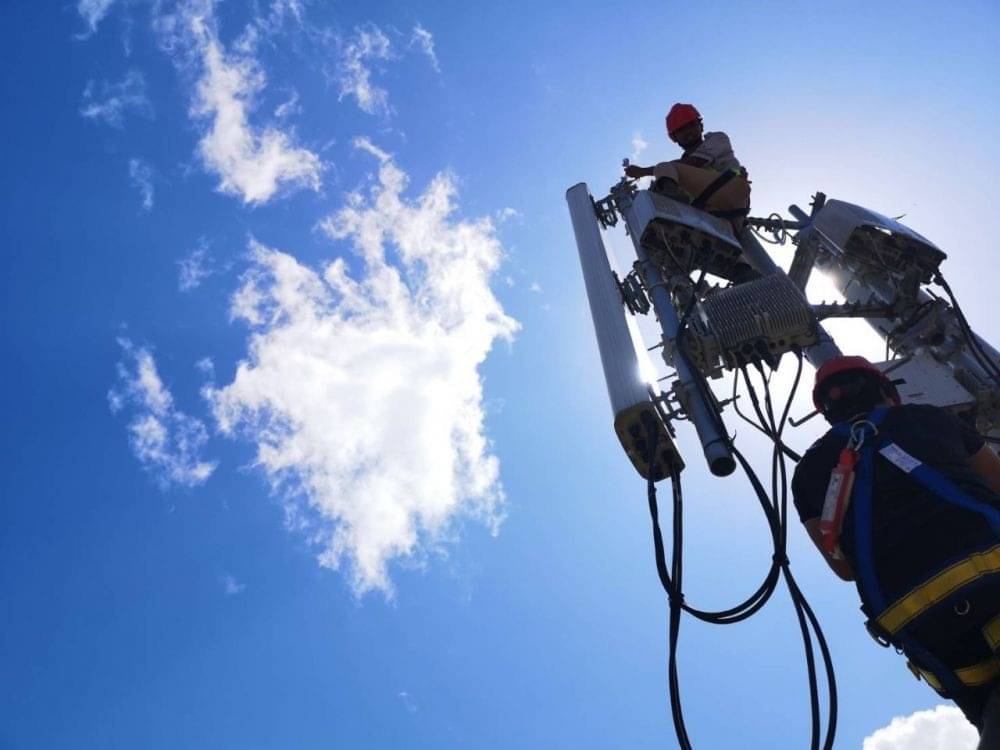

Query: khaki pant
(653, 162), (751, 231)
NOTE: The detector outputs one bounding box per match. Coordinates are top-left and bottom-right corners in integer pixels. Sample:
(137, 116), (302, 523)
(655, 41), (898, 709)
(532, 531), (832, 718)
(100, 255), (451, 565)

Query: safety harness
(689, 168), (750, 221)
(829, 407), (1000, 697)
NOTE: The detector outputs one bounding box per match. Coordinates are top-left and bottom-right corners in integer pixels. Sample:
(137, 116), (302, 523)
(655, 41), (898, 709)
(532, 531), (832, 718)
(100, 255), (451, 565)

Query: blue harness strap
(845, 408), (890, 618)
(836, 407), (1000, 696)
(893, 454), (1000, 535)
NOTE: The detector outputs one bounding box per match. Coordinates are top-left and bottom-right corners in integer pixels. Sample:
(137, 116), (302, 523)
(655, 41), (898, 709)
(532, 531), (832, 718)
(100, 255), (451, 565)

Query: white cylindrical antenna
(567, 183), (649, 415)
(566, 183), (682, 478)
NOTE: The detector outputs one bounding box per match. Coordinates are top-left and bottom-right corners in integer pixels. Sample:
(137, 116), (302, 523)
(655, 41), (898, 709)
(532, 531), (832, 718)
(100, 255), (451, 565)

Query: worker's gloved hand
(624, 164), (651, 179)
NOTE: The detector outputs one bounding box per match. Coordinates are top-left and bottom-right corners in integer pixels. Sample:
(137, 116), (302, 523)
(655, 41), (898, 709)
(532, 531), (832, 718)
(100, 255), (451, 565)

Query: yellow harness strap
(910, 657), (1000, 691)
(984, 614), (1000, 652)
(876, 544), (1000, 635)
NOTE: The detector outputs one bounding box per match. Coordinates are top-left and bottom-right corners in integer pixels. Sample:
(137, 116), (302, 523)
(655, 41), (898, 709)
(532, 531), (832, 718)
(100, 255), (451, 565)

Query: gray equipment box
(811, 200), (947, 282)
(693, 274), (819, 372)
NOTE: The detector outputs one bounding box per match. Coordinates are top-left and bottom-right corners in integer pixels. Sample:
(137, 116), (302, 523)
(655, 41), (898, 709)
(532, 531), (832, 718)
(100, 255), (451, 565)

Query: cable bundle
(933, 273), (1000, 389)
(643, 272), (837, 749)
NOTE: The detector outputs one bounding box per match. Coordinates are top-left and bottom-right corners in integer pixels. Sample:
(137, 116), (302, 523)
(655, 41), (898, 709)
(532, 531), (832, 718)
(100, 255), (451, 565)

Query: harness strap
(985, 614), (1000, 651)
(690, 170), (737, 210)
(914, 657), (1000, 691)
(878, 442), (1000, 534)
(708, 207), (750, 220)
(876, 544), (1000, 634)
(845, 407), (1000, 696)
(957, 658), (1000, 687)
(852, 426), (886, 613)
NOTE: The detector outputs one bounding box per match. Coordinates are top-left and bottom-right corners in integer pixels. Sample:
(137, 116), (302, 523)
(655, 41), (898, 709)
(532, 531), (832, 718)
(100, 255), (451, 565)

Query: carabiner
(848, 419), (879, 452)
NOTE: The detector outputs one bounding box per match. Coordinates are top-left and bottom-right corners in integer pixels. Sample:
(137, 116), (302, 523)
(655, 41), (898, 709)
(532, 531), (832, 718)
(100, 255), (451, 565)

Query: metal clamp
(613, 269), (650, 315)
(592, 195), (618, 229)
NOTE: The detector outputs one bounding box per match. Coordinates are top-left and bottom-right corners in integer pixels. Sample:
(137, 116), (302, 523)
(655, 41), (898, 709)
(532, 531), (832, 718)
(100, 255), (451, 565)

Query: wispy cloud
(109, 339), (217, 488)
(336, 25), (393, 115)
(77, 0), (116, 35)
(409, 24), (439, 72)
(631, 132), (648, 161)
(252, 0), (304, 35)
(155, 0), (322, 205)
(231, 0), (305, 55)
(195, 357), (215, 376)
(495, 207), (520, 224)
(274, 90), (300, 120)
(80, 70), (152, 127)
(335, 23), (442, 115)
(862, 705), (976, 750)
(529, 282), (542, 293)
(398, 691), (418, 714)
(207, 145), (518, 595)
(351, 135), (391, 163)
(128, 158), (154, 211)
(220, 572), (246, 595)
(177, 238), (214, 291)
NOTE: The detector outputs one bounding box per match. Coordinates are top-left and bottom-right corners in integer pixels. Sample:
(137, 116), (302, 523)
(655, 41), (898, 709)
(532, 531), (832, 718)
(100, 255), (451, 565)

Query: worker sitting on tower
(624, 103), (751, 231)
(791, 355), (1000, 744)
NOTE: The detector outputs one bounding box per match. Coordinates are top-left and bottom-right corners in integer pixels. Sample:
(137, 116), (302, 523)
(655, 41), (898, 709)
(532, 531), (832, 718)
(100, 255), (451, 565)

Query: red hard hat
(812, 355), (900, 411)
(666, 103), (701, 138)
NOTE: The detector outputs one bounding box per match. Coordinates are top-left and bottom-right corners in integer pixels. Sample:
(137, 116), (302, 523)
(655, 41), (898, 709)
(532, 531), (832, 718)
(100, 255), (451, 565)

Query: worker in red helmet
(792, 355), (1000, 743)
(624, 103), (751, 231)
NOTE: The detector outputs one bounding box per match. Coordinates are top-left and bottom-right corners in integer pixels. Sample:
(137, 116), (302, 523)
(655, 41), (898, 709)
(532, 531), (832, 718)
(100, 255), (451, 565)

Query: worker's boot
(651, 176), (688, 203)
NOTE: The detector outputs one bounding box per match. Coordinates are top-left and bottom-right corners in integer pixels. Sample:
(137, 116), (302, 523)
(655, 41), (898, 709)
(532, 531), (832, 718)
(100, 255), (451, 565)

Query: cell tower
(569, 176), (1000, 479)
(566, 172), (1000, 750)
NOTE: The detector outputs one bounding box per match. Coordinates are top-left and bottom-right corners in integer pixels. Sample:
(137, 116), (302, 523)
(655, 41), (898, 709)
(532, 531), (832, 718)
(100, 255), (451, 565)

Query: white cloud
(78, 0), (115, 34)
(529, 282), (542, 293)
(335, 23), (441, 115)
(254, 0), (304, 34)
(410, 24), (439, 72)
(80, 70), (152, 127)
(178, 238), (214, 291)
(195, 357), (215, 376)
(398, 691), (418, 714)
(128, 158), (155, 211)
(631, 132), (648, 161)
(351, 135), (391, 163)
(109, 339), (217, 488)
(220, 573), (246, 595)
(336, 25), (393, 115)
(862, 705), (977, 750)
(157, 0), (322, 205)
(232, 0), (305, 55)
(495, 207), (520, 223)
(274, 90), (300, 120)
(207, 146), (518, 595)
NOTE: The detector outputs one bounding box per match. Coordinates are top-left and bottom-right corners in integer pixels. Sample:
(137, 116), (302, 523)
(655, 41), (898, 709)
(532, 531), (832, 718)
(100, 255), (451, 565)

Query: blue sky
(2, 1), (998, 748)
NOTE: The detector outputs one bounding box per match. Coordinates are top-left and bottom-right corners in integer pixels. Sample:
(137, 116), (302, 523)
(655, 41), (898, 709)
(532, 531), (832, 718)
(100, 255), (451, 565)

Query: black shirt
(792, 404), (996, 600)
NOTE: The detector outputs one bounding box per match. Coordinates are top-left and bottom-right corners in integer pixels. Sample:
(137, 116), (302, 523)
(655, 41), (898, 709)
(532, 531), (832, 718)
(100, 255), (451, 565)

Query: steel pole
(617, 190), (736, 476)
